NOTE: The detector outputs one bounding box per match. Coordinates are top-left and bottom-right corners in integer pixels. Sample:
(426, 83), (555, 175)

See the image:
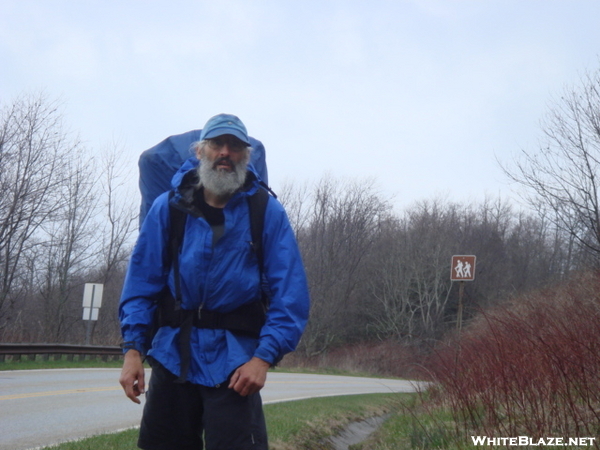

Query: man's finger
(228, 368), (241, 390)
(230, 371), (251, 396)
(120, 375), (142, 404)
(127, 383), (142, 404)
(137, 371), (146, 395)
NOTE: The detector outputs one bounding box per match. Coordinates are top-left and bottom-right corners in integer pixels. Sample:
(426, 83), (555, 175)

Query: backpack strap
(167, 192), (187, 310)
(142, 192), (186, 356)
(165, 193), (192, 383)
(248, 186), (270, 277)
(248, 186), (273, 317)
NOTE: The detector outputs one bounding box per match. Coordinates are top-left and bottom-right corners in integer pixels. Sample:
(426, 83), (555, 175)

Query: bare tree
(293, 176), (391, 355)
(36, 143), (138, 344)
(277, 179), (311, 238)
(35, 152), (98, 342)
(366, 199), (461, 341)
(96, 144), (138, 283)
(88, 144), (138, 344)
(502, 67), (600, 266)
(365, 217), (419, 340)
(0, 94), (137, 344)
(0, 93), (76, 328)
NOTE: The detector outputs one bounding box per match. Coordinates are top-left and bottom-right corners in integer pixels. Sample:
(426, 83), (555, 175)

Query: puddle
(328, 414), (390, 450)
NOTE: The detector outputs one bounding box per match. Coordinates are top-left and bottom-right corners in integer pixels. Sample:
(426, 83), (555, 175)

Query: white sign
(82, 283), (103, 308)
(82, 307), (99, 321)
(82, 283), (104, 321)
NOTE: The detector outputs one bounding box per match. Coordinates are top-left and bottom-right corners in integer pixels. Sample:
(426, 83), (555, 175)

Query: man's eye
(209, 138), (245, 150)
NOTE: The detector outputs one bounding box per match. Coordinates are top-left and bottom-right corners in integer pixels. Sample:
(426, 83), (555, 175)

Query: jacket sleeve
(119, 193), (171, 354)
(254, 198), (310, 364)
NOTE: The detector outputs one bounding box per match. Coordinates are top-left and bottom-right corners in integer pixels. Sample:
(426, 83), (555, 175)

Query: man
(119, 113), (310, 450)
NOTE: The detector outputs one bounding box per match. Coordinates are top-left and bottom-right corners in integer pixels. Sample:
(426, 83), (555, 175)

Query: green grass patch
(266, 393), (406, 449)
(37, 428), (139, 450)
(352, 394), (461, 450)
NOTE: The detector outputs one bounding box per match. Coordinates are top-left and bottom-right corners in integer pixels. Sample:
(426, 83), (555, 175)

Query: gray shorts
(138, 359), (268, 450)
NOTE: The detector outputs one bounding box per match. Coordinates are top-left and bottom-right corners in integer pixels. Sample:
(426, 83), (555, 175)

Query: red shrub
(425, 271), (600, 441)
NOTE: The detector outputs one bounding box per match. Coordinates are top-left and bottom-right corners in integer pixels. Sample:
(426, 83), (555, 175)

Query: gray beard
(196, 155), (249, 197)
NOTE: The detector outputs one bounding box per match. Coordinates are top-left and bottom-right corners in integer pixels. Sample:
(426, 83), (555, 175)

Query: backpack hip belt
(157, 295), (266, 339)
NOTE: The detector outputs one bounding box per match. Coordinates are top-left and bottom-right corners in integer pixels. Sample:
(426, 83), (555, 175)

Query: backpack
(138, 129), (268, 226)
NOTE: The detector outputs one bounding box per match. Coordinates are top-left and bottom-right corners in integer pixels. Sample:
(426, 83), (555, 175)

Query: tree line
(0, 93), (137, 345)
(283, 182), (582, 356)
(2, 66), (600, 350)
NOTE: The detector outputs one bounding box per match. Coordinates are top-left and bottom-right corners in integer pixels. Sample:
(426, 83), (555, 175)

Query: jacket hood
(170, 157), (197, 190)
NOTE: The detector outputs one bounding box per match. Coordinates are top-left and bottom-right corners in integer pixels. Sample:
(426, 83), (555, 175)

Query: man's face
(198, 134), (248, 173)
(196, 134), (250, 196)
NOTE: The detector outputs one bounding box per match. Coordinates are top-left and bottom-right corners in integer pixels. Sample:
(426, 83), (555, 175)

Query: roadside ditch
(327, 414), (390, 450)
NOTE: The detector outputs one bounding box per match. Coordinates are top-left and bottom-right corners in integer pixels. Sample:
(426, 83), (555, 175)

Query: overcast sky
(2, 0), (599, 212)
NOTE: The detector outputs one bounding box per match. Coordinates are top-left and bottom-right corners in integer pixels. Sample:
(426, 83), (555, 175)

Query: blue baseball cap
(200, 113), (251, 145)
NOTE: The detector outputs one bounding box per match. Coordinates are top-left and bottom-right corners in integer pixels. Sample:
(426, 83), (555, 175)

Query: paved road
(0, 368), (423, 450)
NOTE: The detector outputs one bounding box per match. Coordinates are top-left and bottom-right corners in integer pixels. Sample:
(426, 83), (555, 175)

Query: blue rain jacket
(119, 160), (309, 386)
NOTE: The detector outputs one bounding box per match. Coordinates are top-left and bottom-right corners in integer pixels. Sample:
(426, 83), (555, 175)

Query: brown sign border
(451, 255), (476, 281)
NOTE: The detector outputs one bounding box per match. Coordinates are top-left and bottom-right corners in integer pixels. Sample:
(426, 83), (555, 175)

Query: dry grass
(280, 339), (421, 379)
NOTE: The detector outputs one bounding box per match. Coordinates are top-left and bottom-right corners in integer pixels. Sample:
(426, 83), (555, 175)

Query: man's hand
(119, 349), (145, 404)
(228, 357), (271, 397)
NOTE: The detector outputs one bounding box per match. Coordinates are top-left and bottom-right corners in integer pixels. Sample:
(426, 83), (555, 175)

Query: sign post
(451, 255), (476, 331)
(82, 283), (104, 345)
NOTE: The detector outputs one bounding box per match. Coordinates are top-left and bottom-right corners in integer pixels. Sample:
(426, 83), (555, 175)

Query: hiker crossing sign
(451, 255), (476, 281)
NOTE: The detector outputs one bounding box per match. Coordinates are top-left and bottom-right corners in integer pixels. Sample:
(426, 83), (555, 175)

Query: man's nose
(218, 143), (232, 156)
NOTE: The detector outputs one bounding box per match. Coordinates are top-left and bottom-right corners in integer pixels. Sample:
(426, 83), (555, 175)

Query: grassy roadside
(36, 392), (419, 450)
(0, 356), (123, 371)
(265, 392), (406, 449)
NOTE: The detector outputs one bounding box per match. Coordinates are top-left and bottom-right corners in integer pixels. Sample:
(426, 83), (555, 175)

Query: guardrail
(0, 343), (123, 362)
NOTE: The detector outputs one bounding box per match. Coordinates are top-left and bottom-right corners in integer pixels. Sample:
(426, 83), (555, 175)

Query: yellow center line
(268, 380), (381, 384)
(0, 385), (122, 401)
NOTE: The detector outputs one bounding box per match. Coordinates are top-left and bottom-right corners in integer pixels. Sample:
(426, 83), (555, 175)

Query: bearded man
(119, 114), (310, 450)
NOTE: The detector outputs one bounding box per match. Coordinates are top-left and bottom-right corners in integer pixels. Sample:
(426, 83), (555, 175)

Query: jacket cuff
(120, 328), (147, 355)
(254, 335), (282, 366)
(120, 341), (146, 355)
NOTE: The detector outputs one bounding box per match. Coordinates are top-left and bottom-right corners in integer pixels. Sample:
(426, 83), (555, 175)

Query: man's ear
(196, 144), (204, 160)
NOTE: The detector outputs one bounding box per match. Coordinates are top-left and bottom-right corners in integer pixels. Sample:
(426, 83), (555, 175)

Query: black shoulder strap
(166, 192), (190, 383)
(247, 186), (271, 271)
(167, 191), (187, 310)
